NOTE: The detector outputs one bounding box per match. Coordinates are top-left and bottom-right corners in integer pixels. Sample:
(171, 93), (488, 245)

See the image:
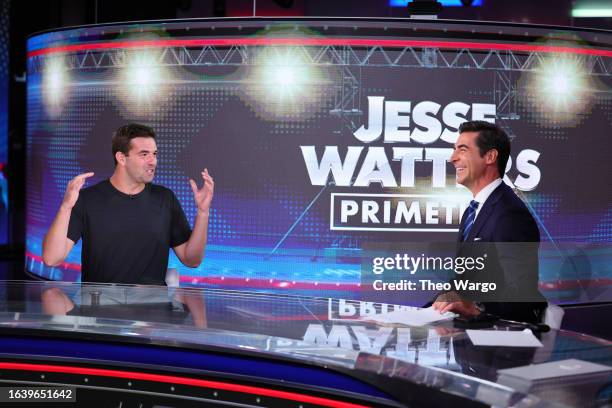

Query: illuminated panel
(0, 362), (374, 408)
(25, 20), (612, 303)
(0, 1), (9, 244)
(389, 0), (483, 6)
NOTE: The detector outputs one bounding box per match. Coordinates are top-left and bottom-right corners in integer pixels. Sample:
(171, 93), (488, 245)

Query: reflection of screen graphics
(25, 20), (612, 303)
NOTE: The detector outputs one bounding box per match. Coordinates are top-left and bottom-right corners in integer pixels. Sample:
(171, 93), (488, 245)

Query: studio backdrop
(25, 19), (612, 304)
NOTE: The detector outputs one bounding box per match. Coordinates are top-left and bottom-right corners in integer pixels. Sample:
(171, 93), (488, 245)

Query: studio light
(244, 46), (330, 120)
(118, 50), (171, 113)
(524, 55), (593, 126)
(537, 57), (588, 106)
(572, 0), (612, 17)
(259, 47), (311, 100)
(571, 8), (612, 17)
(42, 57), (68, 116)
(123, 52), (161, 98)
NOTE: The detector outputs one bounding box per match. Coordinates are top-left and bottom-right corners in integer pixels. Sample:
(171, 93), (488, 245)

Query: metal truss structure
(330, 65), (362, 135)
(494, 70), (521, 137)
(28, 45), (612, 75)
(29, 45), (611, 133)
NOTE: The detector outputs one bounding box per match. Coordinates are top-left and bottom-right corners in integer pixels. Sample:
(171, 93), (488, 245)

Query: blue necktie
(462, 200), (479, 241)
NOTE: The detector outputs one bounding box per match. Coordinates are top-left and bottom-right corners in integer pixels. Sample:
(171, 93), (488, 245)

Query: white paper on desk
(365, 306), (456, 327)
(467, 329), (543, 347)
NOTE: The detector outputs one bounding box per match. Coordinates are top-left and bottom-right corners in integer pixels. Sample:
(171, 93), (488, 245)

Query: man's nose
(450, 150), (458, 163)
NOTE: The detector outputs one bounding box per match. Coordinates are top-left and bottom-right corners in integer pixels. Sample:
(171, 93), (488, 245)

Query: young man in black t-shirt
(41, 123), (213, 317)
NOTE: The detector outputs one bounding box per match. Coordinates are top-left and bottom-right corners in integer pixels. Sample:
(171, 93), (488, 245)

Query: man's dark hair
(458, 121), (510, 177)
(112, 123), (156, 165)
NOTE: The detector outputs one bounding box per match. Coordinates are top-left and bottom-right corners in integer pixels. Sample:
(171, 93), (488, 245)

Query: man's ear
(115, 151), (126, 166)
(486, 149), (498, 165)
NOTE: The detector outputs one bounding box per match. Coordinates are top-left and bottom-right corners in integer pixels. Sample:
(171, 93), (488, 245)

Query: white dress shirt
(472, 178), (503, 221)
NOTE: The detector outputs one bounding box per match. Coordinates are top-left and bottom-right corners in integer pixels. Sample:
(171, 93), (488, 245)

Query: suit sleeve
(492, 208), (542, 302)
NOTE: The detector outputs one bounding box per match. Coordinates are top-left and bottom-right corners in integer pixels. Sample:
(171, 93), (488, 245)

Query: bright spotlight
(538, 58), (584, 99)
(132, 66), (153, 87)
(43, 57), (68, 116)
(119, 50), (170, 112)
(47, 69), (64, 90)
(274, 66), (296, 87)
(551, 73), (570, 93)
(245, 46), (331, 120)
(259, 48), (311, 100)
(524, 55), (593, 126)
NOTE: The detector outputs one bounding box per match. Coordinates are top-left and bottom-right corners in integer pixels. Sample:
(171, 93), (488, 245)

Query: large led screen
(0, 0), (9, 244)
(26, 19), (611, 303)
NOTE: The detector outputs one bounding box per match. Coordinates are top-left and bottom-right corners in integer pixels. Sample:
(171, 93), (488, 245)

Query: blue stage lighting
(390, 0), (483, 7)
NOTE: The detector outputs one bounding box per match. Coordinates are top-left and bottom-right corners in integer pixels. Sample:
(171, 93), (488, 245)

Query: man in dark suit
(432, 121), (547, 324)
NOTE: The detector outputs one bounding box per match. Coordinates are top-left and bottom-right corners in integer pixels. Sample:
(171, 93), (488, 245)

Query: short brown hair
(459, 121), (510, 178)
(111, 123), (156, 165)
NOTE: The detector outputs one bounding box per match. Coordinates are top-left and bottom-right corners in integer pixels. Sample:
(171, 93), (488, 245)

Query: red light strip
(0, 362), (371, 408)
(24, 252), (612, 291)
(27, 37), (612, 58)
(25, 251), (81, 272)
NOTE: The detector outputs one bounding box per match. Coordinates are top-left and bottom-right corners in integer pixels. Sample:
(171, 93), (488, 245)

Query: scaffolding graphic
(29, 44), (611, 136)
(28, 45), (612, 75)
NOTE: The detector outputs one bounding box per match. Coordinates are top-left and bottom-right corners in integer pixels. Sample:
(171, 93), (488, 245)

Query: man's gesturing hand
(61, 172), (94, 210)
(189, 168), (214, 214)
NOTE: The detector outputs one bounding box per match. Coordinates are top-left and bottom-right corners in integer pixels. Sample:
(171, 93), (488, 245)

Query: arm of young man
(173, 169), (214, 268)
(42, 172), (94, 266)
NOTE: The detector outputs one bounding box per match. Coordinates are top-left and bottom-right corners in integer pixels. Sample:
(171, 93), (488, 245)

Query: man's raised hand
(61, 172), (94, 210)
(189, 168), (214, 214)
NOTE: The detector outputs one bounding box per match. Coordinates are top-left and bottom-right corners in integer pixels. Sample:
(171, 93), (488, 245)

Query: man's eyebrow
(137, 149), (157, 154)
(455, 144), (469, 149)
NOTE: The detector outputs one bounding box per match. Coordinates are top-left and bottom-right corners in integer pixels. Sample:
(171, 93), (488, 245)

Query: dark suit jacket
(456, 182), (547, 324)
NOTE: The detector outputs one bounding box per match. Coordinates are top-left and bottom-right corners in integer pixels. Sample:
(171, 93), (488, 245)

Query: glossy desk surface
(0, 281), (610, 407)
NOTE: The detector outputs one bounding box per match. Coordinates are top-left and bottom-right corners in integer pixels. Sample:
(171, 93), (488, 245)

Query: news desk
(0, 281), (609, 407)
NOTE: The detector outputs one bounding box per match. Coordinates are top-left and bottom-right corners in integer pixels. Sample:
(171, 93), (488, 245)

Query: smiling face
(120, 136), (157, 184)
(451, 131), (496, 194)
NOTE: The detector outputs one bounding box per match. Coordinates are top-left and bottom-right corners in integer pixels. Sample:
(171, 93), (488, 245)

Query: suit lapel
(465, 183), (506, 242)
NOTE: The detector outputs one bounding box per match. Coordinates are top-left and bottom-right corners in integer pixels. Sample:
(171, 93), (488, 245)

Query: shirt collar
(473, 178), (503, 208)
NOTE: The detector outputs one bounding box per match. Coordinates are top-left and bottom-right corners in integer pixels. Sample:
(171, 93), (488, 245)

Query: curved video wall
(26, 19), (611, 303)
(0, 0), (9, 244)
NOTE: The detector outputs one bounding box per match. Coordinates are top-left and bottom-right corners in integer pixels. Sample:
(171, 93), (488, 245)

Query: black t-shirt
(67, 180), (192, 285)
